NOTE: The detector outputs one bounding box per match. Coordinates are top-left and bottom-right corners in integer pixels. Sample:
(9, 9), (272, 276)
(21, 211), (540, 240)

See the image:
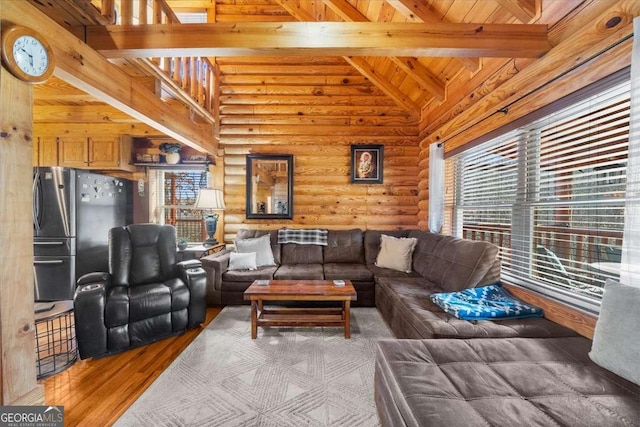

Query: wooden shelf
(133, 162), (209, 169)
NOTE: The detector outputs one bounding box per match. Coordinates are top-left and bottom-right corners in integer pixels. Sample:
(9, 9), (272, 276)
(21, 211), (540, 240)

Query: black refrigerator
(33, 167), (132, 301)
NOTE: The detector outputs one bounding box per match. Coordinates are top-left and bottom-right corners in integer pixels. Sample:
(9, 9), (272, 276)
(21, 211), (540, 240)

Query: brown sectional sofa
(202, 227), (637, 426)
(201, 227), (573, 340)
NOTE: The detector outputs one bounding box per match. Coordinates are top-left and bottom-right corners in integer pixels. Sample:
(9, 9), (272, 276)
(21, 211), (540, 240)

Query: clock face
(12, 35), (49, 77)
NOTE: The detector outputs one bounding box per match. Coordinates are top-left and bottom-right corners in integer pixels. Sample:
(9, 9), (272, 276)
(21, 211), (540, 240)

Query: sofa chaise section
(375, 337), (640, 427)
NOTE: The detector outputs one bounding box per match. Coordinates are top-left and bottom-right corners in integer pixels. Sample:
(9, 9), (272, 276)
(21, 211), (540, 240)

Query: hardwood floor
(42, 307), (222, 427)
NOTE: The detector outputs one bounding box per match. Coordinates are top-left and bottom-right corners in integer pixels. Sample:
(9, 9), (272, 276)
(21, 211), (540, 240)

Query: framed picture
(351, 145), (383, 184)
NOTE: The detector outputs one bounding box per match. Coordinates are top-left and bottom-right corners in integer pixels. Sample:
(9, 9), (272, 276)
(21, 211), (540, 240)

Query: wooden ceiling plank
(6, 1), (217, 154)
(386, 0), (480, 71)
(494, 0), (541, 23)
(322, 0), (445, 101)
(87, 22), (551, 59)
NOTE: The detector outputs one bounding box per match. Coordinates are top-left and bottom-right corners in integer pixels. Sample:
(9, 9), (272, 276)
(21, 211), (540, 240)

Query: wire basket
(35, 301), (77, 379)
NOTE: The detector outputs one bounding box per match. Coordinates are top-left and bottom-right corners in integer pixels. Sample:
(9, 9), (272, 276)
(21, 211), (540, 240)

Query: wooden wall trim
(503, 284), (597, 339)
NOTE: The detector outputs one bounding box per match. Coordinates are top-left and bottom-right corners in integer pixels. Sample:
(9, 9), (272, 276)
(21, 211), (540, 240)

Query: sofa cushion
(323, 229), (365, 264)
(228, 252), (257, 271)
(423, 236), (499, 292)
(369, 265), (421, 279)
(235, 229), (281, 265)
(222, 265), (277, 282)
(375, 234), (417, 273)
(235, 234), (276, 267)
(281, 243), (323, 264)
(375, 337), (640, 427)
(590, 279), (640, 385)
(128, 283), (172, 323)
(274, 264), (324, 280)
(376, 277), (577, 339)
(324, 263), (374, 281)
(408, 230), (444, 277)
(364, 230), (411, 266)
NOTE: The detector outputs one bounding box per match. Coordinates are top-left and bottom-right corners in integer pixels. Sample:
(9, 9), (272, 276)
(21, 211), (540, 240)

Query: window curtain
(622, 17), (640, 287)
(429, 143), (445, 233)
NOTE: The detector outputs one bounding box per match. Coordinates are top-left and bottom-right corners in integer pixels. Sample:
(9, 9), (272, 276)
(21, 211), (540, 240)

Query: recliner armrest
(177, 259), (206, 284)
(177, 260), (206, 326)
(77, 271), (110, 287)
(74, 276), (109, 359)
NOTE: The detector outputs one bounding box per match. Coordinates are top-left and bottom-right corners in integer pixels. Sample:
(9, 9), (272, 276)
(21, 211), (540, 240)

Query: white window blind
(149, 170), (209, 242)
(445, 79), (631, 311)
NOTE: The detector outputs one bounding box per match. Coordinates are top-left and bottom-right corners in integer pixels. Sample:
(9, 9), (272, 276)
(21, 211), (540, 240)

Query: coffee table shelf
(244, 280), (357, 339)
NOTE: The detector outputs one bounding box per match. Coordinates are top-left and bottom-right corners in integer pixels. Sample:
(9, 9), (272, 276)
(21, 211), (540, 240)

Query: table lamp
(194, 188), (226, 246)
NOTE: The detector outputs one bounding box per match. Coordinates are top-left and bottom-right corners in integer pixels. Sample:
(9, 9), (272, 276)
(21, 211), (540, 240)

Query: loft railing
(90, 0), (217, 122)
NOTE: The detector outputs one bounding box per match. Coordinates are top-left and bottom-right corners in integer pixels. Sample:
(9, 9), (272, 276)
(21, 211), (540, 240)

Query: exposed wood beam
(4, 1), (218, 154)
(389, 57), (445, 101)
(33, 105), (140, 123)
(419, 0), (638, 150)
(323, 0), (367, 22)
(276, 0), (317, 22)
(275, 0), (418, 114)
(86, 22), (551, 59)
(386, 0), (481, 72)
(345, 57), (421, 113)
(495, 0), (541, 24)
(322, 0), (445, 101)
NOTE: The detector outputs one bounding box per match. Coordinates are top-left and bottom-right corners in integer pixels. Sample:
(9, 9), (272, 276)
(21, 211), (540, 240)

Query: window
(445, 77), (630, 312)
(149, 169), (209, 242)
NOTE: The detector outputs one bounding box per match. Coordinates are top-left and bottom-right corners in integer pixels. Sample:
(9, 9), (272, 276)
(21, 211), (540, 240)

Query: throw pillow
(228, 252), (257, 271)
(375, 234), (417, 273)
(589, 279), (640, 386)
(235, 234), (275, 267)
(430, 283), (544, 321)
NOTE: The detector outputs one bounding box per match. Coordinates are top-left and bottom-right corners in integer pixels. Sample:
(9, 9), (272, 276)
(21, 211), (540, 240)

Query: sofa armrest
(74, 276), (109, 359)
(177, 260), (206, 326)
(201, 249), (233, 289)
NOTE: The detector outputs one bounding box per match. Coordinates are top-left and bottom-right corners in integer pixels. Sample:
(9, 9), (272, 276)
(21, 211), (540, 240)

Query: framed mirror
(246, 154), (293, 219)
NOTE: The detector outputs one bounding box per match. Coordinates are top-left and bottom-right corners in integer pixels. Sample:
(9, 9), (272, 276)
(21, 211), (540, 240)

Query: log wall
(218, 57), (421, 241)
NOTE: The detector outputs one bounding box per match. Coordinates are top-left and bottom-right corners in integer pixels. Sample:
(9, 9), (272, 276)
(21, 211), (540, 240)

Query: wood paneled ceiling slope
(19, 0), (637, 156)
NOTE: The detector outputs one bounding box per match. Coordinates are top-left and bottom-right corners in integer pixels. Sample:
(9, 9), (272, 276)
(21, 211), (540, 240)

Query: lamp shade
(194, 189), (226, 210)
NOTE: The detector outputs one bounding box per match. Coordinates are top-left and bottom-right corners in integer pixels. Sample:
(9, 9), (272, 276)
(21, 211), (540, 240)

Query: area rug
(115, 306), (393, 427)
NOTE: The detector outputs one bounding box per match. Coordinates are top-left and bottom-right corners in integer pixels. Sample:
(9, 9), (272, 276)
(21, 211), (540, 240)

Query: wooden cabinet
(34, 135), (134, 171)
(58, 138), (88, 168)
(33, 137), (59, 166)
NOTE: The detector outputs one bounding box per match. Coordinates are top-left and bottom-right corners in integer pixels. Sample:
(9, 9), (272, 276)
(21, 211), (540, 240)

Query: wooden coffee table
(243, 280), (357, 339)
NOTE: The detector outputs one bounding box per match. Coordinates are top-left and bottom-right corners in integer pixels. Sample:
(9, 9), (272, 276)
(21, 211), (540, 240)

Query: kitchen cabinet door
(89, 137), (120, 168)
(58, 138), (88, 168)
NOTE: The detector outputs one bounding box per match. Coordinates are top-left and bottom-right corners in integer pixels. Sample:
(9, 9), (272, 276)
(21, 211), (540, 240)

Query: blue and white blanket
(430, 283), (544, 321)
(277, 228), (328, 245)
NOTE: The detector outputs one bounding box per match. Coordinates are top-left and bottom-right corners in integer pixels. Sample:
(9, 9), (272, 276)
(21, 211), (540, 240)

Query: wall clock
(1, 26), (54, 84)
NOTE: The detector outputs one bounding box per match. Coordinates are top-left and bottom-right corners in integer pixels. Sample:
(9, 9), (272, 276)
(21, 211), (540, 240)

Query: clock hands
(18, 47), (33, 66)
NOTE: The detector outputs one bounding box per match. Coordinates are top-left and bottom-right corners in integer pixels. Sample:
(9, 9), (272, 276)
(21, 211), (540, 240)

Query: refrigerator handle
(33, 169), (42, 231)
(33, 260), (64, 265)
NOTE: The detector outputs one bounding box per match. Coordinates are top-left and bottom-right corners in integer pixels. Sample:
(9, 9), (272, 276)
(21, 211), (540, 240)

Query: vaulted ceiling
(25, 0), (628, 153)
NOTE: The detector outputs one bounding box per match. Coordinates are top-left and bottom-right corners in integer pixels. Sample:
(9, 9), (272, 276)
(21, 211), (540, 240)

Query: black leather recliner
(74, 224), (207, 359)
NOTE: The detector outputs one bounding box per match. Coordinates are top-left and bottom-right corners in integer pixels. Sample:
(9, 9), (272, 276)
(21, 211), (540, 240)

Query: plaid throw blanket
(277, 228), (328, 246)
